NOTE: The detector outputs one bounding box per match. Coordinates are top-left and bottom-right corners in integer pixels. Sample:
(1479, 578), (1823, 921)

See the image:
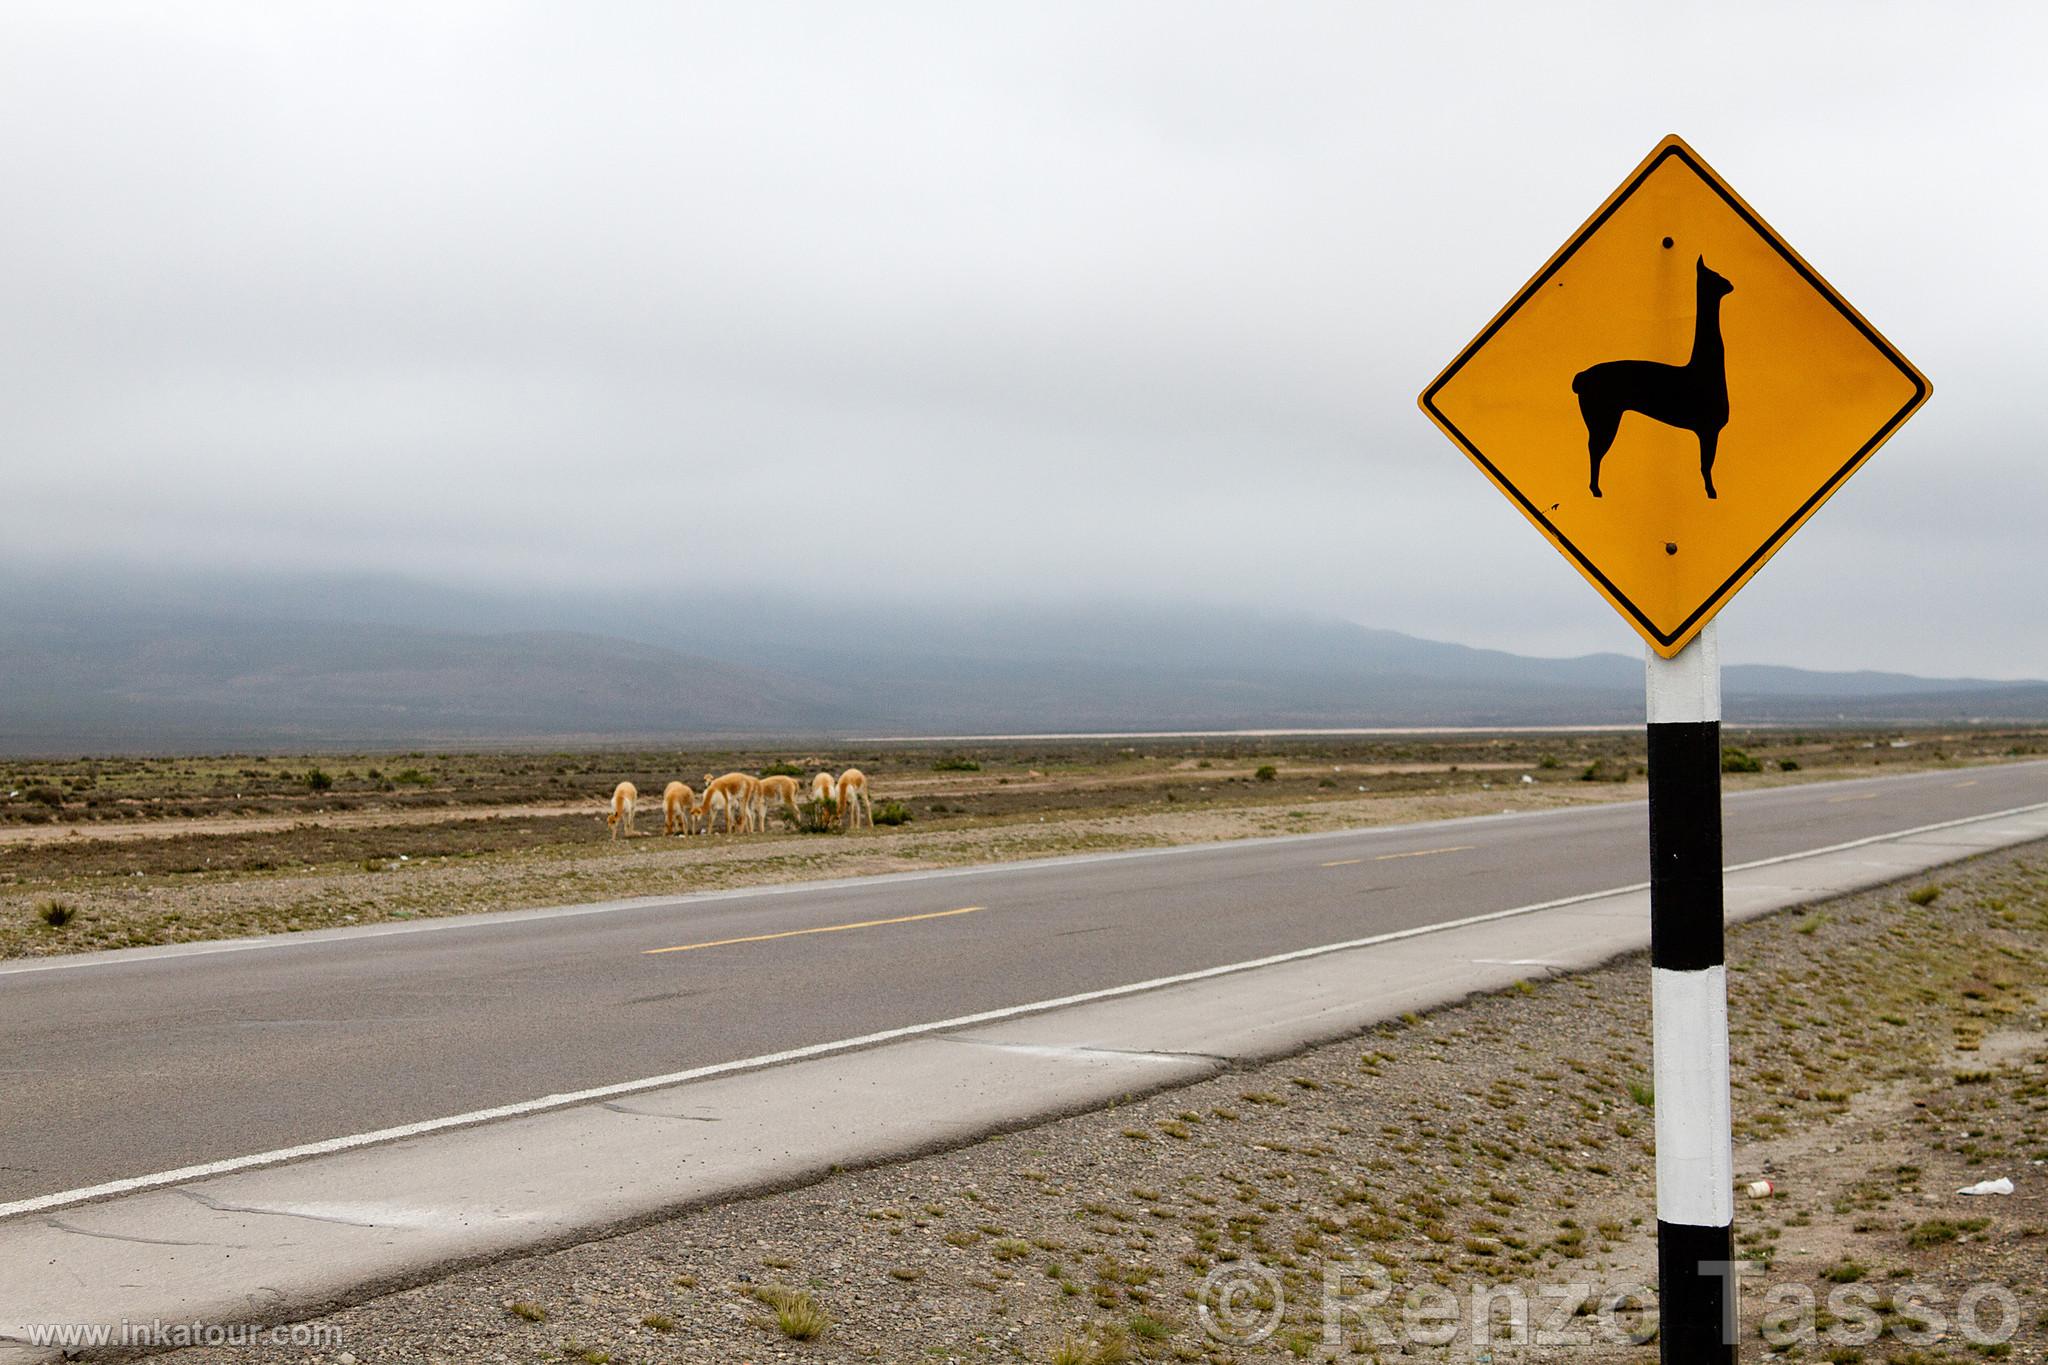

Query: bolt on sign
(1418, 134), (1929, 657)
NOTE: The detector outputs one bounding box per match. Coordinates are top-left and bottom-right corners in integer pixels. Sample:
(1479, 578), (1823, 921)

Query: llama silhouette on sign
(1573, 256), (1733, 499)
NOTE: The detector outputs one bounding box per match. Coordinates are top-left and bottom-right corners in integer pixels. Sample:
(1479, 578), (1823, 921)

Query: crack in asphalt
(937, 1033), (1230, 1064)
(43, 1215), (233, 1248)
(599, 1101), (721, 1121)
(175, 1187), (387, 1228)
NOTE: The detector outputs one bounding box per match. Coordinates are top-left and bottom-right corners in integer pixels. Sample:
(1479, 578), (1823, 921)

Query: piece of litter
(1745, 1180), (1775, 1199)
(1521, 774), (1535, 784)
(1956, 1177), (2014, 1196)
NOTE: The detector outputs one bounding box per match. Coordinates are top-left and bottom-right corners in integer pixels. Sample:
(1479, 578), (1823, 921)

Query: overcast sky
(5, 2), (2044, 676)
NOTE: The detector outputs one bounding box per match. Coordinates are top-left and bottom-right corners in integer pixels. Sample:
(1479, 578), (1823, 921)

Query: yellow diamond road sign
(1419, 134), (1929, 657)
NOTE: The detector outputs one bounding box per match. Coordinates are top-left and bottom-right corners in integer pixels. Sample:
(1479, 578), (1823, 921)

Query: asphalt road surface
(3, 760), (2043, 1205)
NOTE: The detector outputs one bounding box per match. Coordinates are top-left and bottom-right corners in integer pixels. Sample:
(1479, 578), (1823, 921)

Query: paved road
(3, 760), (2043, 1205)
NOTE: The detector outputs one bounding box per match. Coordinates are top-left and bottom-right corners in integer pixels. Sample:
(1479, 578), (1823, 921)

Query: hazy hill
(0, 612), (852, 751)
(0, 575), (2042, 751)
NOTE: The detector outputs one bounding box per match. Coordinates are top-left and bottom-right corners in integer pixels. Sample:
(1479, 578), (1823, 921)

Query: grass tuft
(1905, 1217), (1988, 1247)
(753, 1284), (829, 1340)
(1129, 1314), (1171, 1340)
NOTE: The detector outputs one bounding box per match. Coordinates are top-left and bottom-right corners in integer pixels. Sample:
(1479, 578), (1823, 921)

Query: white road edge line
(4, 798), (2043, 1224)
(1721, 800), (2048, 872)
(7, 761), (2040, 978)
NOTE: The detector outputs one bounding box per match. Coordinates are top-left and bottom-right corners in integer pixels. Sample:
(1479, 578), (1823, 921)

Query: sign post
(1417, 135), (1929, 1360)
(1645, 621), (1732, 1360)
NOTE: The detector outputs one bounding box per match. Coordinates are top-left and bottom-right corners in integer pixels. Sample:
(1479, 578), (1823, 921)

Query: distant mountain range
(1, 574), (2043, 752)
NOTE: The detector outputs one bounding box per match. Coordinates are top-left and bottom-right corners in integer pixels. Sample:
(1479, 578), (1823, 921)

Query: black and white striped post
(1645, 619), (1735, 1363)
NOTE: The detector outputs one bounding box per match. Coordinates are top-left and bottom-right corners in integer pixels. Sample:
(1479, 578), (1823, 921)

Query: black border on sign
(1418, 142), (1931, 649)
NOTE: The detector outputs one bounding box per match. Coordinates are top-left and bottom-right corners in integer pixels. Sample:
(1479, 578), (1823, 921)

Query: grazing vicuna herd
(605, 768), (872, 841)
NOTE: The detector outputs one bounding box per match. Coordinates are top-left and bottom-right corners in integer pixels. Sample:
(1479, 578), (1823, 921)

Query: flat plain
(3, 727), (2041, 960)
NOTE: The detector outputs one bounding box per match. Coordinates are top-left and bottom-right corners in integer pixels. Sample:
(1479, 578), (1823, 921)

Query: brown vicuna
(836, 768), (872, 831)
(753, 774), (802, 831)
(695, 772), (758, 834)
(605, 781), (638, 841)
(662, 781), (699, 836)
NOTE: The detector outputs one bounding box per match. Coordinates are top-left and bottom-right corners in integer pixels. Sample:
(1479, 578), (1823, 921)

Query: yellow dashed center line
(1326, 846), (1474, 866)
(644, 906), (985, 955)
(1952, 780), (1979, 789)
(1826, 792), (1880, 803)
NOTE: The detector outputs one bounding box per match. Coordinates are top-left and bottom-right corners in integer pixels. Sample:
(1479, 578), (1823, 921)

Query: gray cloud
(4, 1), (2043, 675)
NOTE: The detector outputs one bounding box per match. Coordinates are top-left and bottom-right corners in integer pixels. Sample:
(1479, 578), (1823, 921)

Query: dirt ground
(155, 842), (2048, 1365)
(4, 729), (2039, 961)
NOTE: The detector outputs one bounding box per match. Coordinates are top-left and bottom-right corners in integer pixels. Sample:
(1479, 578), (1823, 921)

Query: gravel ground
(153, 843), (2048, 1364)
